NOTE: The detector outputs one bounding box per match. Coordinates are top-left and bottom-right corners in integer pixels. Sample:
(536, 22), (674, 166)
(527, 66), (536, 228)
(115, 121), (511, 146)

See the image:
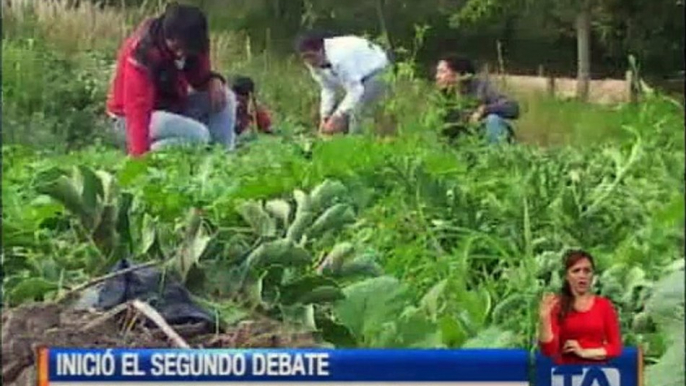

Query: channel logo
(551, 366), (621, 386)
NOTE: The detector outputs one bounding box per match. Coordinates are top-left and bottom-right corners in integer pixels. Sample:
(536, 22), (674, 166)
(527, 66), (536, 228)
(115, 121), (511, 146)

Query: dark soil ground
(2, 302), (320, 386)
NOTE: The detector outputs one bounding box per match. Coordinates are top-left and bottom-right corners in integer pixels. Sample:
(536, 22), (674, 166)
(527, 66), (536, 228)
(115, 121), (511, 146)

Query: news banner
(38, 347), (642, 386)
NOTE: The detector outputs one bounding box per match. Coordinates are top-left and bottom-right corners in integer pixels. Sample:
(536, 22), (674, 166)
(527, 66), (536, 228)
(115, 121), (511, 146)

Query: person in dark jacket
(106, 3), (236, 156)
(230, 76), (275, 135)
(434, 54), (519, 144)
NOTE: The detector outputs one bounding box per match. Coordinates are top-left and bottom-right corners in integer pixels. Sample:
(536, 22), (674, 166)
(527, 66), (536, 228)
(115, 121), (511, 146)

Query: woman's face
(165, 39), (187, 59)
(566, 257), (594, 296)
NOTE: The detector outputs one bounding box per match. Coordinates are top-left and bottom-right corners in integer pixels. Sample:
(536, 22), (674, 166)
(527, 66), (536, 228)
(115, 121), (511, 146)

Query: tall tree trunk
(575, 3), (591, 101)
(375, 0), (394, 53)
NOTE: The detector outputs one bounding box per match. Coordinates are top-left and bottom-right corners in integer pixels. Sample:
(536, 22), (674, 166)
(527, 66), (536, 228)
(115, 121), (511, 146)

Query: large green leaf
(96, 170), (118, 204)
(279, 275), (340, 305)
(286, 190), (314, 243)
(317, 242), (355, 274)
(646, 336), (684, 386)
(265, 199), (291, 228)
(439, 316), (468, 347)
(175, 209), (212, 282)
(620, 266), (652, 306)
(281, 304), (317, 330)
(335, 256), (384, 279)
(461, 326), (518, 348)
(140, 214), (158, 255)
(645, 267), (685, 386)
(309, 179), (348, 213)
(115, 192), (134, 256)
(455, 288), (492, 333)
(315, 315), (357, 347)
(245, 238), (312, 270)
(242, 272), (266, 308)
(38, 175), (90, 227)
(78, 166), (103, 214)
(237, 200), (277, 238)
(297, 286), (346, 305)
(307, 203), (356, 238)
(646, 267), (684, 327)
(393, 305), (442, 348)
(334, 276), (407, 342)
(92, 203), (118, 259)
(419, 279), (448, 322)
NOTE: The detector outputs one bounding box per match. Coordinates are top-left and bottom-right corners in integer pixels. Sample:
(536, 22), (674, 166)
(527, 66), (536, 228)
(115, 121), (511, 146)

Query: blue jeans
(112, 87), (237, 152)
(483, 114), (513, 144)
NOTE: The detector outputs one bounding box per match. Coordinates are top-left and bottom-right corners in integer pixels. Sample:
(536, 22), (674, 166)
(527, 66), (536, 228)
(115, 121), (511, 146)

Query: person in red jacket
(106, 3), (236, 157)
(230, 76), (275, 136)
(538, 250), (623, 364)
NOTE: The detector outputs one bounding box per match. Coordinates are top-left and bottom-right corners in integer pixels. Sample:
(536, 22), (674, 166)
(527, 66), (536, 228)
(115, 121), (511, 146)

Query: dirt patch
(2, 302), (320, 386)
(492, 74), (631, 105)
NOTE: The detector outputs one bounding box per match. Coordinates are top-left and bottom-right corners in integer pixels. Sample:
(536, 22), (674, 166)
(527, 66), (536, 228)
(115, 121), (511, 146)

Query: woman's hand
(539, 293), (558, 320)
(563, 340), (587, 358)
(537, 293), (558, 347)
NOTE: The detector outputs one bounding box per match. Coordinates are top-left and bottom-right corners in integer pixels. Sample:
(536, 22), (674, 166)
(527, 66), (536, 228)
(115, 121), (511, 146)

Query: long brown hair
(131, 4), (209, 112)
(558, 249), (595, 321)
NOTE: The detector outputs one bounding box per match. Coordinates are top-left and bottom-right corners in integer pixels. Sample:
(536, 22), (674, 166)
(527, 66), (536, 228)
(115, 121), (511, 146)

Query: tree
(451, 0), (602, 101)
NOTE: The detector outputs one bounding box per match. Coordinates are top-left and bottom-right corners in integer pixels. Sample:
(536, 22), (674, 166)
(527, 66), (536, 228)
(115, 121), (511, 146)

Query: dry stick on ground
(123, 307), (142, 337)
(56, 260), (162, 304)
(82, 303), (130, 331)
(130, 300), (190, 348)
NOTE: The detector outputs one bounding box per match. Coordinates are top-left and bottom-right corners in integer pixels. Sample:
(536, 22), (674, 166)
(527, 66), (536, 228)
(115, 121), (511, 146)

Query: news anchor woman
(538, 250), (622, 364)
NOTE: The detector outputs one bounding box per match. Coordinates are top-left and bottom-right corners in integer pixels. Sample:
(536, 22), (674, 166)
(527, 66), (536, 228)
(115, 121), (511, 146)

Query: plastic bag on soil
(82, 259), (215, 330)
(2, 260), (325, 385)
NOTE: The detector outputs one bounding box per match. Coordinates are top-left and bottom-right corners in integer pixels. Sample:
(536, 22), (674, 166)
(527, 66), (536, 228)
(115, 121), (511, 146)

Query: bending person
(107, 3), (236, 156)
(538, 250), (623, 364)
(296, 32), (390, 135)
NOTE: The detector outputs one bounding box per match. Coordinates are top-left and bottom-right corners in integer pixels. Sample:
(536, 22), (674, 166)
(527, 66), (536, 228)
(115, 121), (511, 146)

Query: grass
(510, 94), (634, 145)
(2, 0), (652, 149)
(2, 0), (685, 383)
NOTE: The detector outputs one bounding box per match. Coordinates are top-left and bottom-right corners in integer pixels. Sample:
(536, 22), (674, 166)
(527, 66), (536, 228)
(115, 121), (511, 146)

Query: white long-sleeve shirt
(307, 36), (390, 119)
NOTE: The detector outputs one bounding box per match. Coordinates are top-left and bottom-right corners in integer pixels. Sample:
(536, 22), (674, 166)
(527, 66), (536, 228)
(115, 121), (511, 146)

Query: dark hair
(295, 31), (327, 53)
(440, 54), (476, 75)
(558, 249), (595, 321)
(161, 3), (209, 55)
(231, 76), (255, 97)
(130, 3), (209, 111)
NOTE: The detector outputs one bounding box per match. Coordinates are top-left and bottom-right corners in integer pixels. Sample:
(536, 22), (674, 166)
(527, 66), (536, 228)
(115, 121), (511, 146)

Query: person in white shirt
(296, 33), (391, 135)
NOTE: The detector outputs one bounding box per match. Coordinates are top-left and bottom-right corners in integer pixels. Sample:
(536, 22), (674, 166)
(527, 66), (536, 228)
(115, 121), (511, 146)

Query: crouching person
(435, 54), (519, 144)
(296, 32), (391, 135)
(106, 3), (237, 157)
(231, 75), (275, 136)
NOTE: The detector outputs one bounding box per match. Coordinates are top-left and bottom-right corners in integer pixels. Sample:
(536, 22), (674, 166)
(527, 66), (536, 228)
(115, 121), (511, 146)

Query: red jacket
(106, 18), (214, 156)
